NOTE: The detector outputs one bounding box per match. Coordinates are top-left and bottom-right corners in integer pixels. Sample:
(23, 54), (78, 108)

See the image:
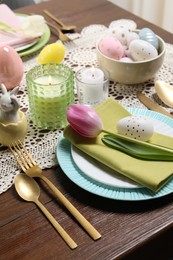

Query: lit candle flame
(48, 75), (52, 85)
(91, 66), (95, 78)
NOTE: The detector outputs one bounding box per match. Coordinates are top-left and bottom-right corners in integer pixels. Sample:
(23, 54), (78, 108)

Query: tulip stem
(101, 129), (173, 153)
(102, 129), (114, 135)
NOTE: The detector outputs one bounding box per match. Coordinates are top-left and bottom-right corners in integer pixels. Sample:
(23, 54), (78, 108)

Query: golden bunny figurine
(0, 84), (27, 146)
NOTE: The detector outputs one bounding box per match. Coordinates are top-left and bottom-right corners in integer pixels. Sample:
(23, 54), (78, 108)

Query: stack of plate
(56, 108), (173, 201)
(15, 14), (50, 56)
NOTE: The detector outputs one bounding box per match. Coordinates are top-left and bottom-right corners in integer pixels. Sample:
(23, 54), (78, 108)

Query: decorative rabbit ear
(10, 86), (19, 96)
(1, 84), (7, 94)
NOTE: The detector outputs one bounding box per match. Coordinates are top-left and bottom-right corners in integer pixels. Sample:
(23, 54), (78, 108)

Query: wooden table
(1, 0), (173, 259)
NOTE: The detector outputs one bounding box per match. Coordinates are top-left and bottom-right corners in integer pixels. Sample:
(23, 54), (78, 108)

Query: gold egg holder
(0, 110), (28, 146)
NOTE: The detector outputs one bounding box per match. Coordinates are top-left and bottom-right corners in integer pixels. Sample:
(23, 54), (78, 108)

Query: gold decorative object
(0, 111), (27, 146)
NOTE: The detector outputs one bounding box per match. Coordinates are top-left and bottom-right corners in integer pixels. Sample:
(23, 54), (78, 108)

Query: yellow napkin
(64, 98), (173, 192)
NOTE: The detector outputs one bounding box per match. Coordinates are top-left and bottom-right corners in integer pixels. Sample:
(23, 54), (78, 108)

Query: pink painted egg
(0, 45), (24, 90)
(98, 35), (124, 60)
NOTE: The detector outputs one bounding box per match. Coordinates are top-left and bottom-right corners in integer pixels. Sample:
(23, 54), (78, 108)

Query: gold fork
(30, 12), (71, 42)
(9, 141), (101, 241)
(46, 21), (71, 42)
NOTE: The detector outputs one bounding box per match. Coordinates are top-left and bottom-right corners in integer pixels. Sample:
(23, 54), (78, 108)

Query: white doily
(1, 22), (173, 194)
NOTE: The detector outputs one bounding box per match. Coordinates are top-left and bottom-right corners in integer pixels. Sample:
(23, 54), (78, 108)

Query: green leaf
(102, 135), (173, 161)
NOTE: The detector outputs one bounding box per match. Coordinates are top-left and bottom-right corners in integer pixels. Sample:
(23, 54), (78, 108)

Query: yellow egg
(38, 42), (65, 64)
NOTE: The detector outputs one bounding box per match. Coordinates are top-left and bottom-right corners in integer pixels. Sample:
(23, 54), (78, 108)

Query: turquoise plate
(56, 108), (173, 201)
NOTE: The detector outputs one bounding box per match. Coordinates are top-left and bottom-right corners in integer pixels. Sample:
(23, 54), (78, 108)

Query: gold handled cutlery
(15, 173), (77, 249)
(136, 91), (173, 119)
(43, 10), (76, 32)
(45, 21), (71, 42)
(10, 141), (101, 241)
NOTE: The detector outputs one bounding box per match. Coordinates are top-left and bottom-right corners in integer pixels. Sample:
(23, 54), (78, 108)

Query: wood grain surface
(1, 1), (173, 259)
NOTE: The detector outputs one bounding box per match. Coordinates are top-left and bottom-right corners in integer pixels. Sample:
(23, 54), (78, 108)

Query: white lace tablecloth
(1, 22), (173, 194)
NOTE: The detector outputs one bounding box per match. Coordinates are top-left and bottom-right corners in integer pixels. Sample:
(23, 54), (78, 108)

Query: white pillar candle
(81, 67), (104, 105)
(81, 67), (104, 84)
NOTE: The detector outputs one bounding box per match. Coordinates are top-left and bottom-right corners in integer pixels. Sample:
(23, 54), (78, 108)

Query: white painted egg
(109, 19), (137, 31)
(111, 28), (130, 46)
(120, 57), (134, 62)
(126, 31), (139, 47)
(124, 49), (131, 58)
(116, 116), (154, 141)
(129, 39), (158, 61)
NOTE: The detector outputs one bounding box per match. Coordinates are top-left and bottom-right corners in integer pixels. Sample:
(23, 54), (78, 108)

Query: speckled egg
(129, 39), (158, 61)
(117, 116), (154, 141)
(98, 35), (124, 60)
(126, 31), (139, 47)
(0, 45), (24, 90)
(139, 28), (159, 50)
(109, 19), (137, 31)
(110, 28), (130, 46)
(38, 42), (66, 64)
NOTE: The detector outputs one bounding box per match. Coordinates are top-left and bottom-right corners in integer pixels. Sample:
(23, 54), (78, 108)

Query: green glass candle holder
(26, 63), (74, 130)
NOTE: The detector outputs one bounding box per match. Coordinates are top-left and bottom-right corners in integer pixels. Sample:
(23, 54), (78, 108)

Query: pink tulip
(66, 103), (149, 144)
(66, 104), (103, 138)
(66, 104), (173, 162)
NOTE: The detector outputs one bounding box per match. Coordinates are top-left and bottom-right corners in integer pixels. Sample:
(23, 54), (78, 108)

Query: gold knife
(136, 91), (173, 119)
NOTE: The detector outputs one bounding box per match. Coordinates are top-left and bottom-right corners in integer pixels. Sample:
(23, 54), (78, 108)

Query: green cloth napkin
(64, 98), (173, 192)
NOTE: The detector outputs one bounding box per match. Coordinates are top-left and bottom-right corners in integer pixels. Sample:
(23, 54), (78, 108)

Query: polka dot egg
(38, 42), (65, 64)
(109, 28), (130, 46)
(116, 116), (154, 141)
(98, 35), (124, 60)
(129, 39), (158, 61)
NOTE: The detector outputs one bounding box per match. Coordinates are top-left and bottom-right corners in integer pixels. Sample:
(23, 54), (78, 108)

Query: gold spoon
(43, 10), (76, 32)
(14, 173), (77, 249)
(155, 80), (173, 108)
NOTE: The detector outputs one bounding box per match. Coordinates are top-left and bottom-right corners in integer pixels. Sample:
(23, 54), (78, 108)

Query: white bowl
(96, 35), (166, 84)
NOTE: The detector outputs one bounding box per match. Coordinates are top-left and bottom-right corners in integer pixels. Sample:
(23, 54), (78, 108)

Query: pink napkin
(0, 4), (39, 49)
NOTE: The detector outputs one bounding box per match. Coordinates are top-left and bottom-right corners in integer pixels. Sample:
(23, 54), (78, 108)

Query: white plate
(71, 145), (141, 188)
(14, 14), (39, 52)
(71, 113), (173, 189)
(15, 39), (39, 51)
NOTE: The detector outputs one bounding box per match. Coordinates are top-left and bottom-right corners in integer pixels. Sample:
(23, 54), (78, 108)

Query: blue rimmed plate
(56, 108), (173, 201)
